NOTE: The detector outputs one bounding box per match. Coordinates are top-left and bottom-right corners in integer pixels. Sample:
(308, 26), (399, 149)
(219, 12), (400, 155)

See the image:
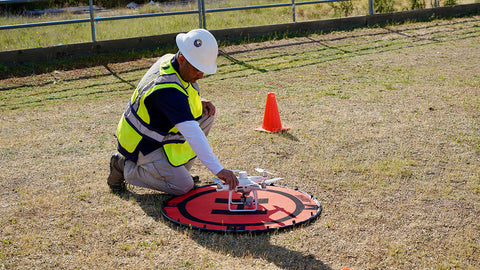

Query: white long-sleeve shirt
(176, 120), (224, 175)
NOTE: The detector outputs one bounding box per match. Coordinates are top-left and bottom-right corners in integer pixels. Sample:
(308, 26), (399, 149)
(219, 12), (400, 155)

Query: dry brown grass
(1, 15), (479, 269)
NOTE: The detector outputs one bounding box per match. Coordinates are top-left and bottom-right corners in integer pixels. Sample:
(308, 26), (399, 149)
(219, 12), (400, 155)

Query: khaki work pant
(124, 114), (214, 195)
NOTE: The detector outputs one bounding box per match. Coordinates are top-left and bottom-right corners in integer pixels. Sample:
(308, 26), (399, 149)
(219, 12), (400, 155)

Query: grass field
(1, 15), (479, 269)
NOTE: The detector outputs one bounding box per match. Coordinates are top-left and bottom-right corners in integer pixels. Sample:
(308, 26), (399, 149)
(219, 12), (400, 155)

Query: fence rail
(0, 0), (354, 41)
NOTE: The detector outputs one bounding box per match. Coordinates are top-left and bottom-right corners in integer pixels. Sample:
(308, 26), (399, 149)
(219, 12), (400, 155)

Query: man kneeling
(107, 29), (238, 195)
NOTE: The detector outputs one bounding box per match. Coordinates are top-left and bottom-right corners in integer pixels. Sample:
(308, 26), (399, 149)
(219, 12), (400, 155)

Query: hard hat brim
(176, 33), (217, 74)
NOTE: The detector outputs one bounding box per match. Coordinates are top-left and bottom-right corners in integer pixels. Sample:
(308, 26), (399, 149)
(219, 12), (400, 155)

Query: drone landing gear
(228, 190), (259, 212)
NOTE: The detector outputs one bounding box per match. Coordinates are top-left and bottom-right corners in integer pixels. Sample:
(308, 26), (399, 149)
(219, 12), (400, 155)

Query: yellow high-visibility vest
(116, 54), (203, 166)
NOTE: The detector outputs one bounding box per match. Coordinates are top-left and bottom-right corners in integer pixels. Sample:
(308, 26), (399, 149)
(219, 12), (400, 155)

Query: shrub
(374, 0), (395, 13)
(443, 0), (457, 6)
(329, 0), (354, 17)
(409, 0), (426, 9)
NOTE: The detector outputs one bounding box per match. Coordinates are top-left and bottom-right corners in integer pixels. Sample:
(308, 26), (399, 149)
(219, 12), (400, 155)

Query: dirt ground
(0, 15), (479, 270)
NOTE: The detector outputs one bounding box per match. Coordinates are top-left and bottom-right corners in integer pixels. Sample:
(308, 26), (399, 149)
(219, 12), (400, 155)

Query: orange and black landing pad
(161, 185), (322, 233)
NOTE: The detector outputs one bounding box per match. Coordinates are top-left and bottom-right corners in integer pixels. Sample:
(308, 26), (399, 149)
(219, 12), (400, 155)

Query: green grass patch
(0, 15), (479, 270)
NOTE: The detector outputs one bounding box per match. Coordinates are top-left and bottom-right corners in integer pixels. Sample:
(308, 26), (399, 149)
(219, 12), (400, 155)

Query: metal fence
(0, 0), (359, 43)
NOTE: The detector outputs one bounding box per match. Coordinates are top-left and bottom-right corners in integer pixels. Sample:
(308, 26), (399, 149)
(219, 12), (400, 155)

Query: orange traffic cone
(256, 92), (289, 133)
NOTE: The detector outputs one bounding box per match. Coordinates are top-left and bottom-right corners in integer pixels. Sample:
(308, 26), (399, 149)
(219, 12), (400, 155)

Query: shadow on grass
(186, 229), (332, 270)
(216, 17), (480, 78)
(0, 62), (140, 110)
(113, 188), (331, 270)
(276, 130), (300, 142)
(0, 46), (175, 81)
(3, 17), (478, 83)
(3, 16), (478, 112)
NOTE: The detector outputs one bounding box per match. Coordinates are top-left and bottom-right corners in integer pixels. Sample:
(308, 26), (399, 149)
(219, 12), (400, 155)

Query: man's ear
(178, 55), (189, 71)
(178, 54), (186, 65)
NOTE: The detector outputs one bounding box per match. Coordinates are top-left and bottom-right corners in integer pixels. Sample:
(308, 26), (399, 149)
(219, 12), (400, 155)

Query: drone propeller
(255, 168), (275, 175)
(248, 176), (267, 183)
(263, 177), (283, 185)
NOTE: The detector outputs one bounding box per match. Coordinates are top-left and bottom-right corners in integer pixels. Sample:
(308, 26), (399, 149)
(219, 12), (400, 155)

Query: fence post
(292, 0), (296, 22)
(197, 0), (202, 28)
(368, 0), (374, 15)
(197, 0), (206, 29)
(89, 0), (96, 42)
(202, 0), (206, 29)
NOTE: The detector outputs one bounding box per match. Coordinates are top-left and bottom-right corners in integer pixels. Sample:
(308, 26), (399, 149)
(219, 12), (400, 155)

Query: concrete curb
(1, 3), (479, 66)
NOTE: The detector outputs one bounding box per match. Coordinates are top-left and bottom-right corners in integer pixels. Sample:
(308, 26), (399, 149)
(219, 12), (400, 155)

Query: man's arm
(176, 121), (238, 189)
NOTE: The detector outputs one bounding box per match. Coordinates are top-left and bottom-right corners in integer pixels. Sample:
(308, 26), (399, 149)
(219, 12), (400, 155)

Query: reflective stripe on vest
(123, 103), (186, 144)
(116, 54), (203, 166)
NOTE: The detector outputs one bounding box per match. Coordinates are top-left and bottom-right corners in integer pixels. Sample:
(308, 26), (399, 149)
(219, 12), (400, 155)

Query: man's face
(178, 55), (204, 83)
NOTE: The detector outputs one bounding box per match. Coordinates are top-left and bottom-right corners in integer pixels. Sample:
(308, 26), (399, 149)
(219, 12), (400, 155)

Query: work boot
(107, 153), (126, 192)
(192, 175), (200, 189)
(192, 175), (200, 184)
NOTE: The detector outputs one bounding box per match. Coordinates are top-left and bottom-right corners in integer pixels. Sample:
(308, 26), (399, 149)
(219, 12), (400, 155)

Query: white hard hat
(176, 29), (218, 74)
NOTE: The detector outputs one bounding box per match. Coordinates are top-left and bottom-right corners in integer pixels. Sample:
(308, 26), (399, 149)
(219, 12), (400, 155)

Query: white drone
(213, 168), (283, 212)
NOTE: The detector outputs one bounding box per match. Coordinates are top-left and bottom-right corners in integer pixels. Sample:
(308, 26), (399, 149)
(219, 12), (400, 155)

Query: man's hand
(216, 169), (239, 190)
(201, 100), (216, 116)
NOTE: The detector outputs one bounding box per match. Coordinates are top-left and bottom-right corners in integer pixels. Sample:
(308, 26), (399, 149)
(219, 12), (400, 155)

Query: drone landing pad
(161, 185), (321, 233)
